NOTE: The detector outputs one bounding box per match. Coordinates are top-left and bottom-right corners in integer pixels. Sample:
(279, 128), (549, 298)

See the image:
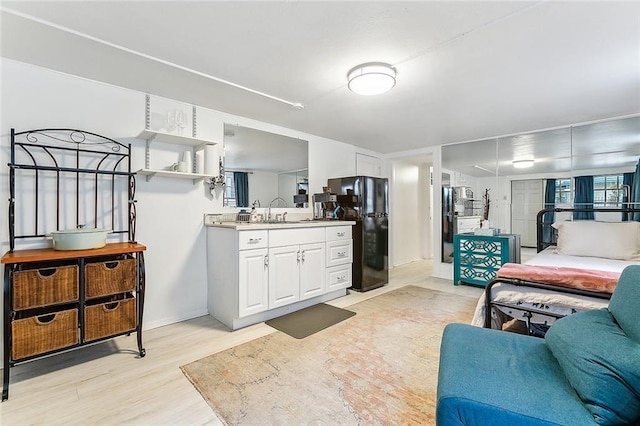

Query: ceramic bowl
(50, 228), (109, 250)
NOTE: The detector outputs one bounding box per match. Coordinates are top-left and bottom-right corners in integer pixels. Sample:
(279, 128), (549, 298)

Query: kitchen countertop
(204, 215), (355, 230)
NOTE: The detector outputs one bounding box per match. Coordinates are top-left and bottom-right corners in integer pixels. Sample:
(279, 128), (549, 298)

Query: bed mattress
(470, 248), (640, 329)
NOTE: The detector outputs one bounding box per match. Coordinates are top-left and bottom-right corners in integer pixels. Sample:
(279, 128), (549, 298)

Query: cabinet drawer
(326, 225), (352, 242)
(239, 230), (268, 250)
(269, 228), (324, 247)
(327, 264), (351, 291)
(85, 258), (136, 299)
(84, 296), (137, 342)
(13, 265), (79, 310)
(11, 308), (79, 360)
(326, 240), (353, 267)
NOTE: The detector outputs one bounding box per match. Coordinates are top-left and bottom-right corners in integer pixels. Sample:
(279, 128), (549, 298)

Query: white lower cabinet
(238, 248), (269, 317)
(268, 245), (301, 308)
(207, 223), (353, 330)
(269, 242), (326, 308)
(327, 263), (352, 291)
(299, 243), (326, 300)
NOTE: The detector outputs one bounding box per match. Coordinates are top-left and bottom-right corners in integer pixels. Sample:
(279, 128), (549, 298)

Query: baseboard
(143, 308), (209, 331)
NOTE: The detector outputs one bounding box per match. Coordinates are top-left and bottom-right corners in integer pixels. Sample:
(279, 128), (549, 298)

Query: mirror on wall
(441, 138), (498, 263)
(439, 115), (640, 261)
(223, 124), (309, 208)
(571, 116), (640, 173)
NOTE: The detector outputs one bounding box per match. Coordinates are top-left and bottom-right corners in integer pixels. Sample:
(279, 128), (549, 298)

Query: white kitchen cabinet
(327, 263), (352, 291)
(269, 242), (326, 307)
(324, 225), (352, 291)
(238, 248), (269, 317)
(326, 240), (353, 267)
(356, 153), (384, 177)
(206, 221), (354, 330)
(268, 245), (301, 308)
(299, 243), (326, 300)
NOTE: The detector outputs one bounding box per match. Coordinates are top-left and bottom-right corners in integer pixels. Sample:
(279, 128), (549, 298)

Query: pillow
(552, 221), (640, 260)
(545, 309), (640, 425)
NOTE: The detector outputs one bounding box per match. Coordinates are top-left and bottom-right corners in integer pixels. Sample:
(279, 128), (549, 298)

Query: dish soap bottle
(250, 202), (259, 222)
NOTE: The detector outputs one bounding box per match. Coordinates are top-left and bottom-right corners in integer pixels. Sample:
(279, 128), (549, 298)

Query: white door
(356, 153), (383, 177)
(511, 180), (544, 247)
(268, 245), (300, 308)
(299, 242), (326, 300)
(238, 248), (269, 317)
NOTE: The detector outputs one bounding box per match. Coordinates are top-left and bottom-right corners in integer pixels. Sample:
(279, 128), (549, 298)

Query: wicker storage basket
(84, 297), (136, 342)
(12, 265), (79, 311)
(11, 309), (79, 360)
(85, 259), (136, 299)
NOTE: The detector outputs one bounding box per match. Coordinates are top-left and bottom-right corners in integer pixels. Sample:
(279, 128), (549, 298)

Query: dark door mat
(265, 303), (356, 339)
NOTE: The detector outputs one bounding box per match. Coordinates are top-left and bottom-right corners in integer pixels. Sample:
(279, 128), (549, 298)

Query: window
(223, 171), (237, 207)
(555, 179), (571, 205)
(594, 174), (624, 207)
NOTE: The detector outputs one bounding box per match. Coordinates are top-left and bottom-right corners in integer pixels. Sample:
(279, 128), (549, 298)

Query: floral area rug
(181, 286), (476, 425)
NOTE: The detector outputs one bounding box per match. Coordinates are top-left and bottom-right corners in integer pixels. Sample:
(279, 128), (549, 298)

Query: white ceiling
(1, 1), (639, 155)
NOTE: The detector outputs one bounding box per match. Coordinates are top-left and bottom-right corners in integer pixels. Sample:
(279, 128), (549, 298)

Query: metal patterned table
(453, 233), (520, 287)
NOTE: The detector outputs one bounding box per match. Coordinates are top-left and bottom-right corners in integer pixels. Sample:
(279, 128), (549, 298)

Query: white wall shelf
(136, 168), (211, 183)
(137, 129), (214, 147)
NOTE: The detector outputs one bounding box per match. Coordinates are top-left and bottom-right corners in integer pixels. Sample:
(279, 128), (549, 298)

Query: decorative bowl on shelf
(50, 228), (110, 251)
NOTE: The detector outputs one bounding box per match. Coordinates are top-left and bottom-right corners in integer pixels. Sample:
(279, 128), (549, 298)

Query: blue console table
(453, 233), (520, 287)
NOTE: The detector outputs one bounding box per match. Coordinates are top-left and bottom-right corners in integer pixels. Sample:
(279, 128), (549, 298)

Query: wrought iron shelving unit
(1, 128), (146, 401)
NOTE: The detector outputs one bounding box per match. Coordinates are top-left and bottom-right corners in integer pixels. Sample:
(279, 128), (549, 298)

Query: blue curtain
(543, 179), (556, 243)
(234, 172), (249, 207)
(622, 171), (635, 221)
(630, 159), (640, 221)
(573, 176), (594, 220)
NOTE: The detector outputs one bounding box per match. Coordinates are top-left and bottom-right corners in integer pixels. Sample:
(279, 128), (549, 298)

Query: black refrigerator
(327, 176), (389, 292)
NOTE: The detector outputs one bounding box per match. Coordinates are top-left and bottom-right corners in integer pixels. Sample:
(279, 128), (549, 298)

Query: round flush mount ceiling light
(347, 62), (397, 95)
(513, 159), (535, 169)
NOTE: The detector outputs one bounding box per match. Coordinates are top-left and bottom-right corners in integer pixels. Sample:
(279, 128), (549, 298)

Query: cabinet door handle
(264, 254), (269, 268)
(337, 232), (345, 237)
(301, 250), (306, 263)
(337, 251), (347, 257)
(297, 251), (301, 263)
(248, 237), (262, 243)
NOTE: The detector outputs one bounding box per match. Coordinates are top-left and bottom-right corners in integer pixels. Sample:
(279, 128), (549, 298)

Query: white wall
(0, 60), (373, 360)
(390, 161), (421, 266)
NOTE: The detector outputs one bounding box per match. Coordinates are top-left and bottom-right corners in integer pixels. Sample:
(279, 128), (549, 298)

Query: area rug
(265, 303), (356, 339)
(181, 286), (477, 425)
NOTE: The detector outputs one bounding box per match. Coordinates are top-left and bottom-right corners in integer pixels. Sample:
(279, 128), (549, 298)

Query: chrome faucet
(268, 197), (287, 221)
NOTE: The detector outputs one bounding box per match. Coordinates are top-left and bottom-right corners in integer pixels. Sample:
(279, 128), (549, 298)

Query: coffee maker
(312, 191), (338, 220)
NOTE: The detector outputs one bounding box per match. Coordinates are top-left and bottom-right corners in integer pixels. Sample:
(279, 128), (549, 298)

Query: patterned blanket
(496, 263), (620, 294)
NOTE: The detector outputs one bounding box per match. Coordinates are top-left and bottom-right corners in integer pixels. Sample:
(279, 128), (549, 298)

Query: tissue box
(474, 228), (499, 236)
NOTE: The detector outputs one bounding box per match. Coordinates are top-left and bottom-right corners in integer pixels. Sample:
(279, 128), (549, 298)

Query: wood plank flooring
(0, 260), (482, 425)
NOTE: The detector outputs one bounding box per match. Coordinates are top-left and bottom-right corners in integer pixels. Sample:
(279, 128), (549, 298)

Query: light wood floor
(0, 259), (482, 425)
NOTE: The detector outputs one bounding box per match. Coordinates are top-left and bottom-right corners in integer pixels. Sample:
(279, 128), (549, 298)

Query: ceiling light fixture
(513, 160), (535, 169)
(347, 62), (396, 95)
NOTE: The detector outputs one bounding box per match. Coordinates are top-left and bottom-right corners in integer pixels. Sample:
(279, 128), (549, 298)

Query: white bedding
(470, 248), (640, 329)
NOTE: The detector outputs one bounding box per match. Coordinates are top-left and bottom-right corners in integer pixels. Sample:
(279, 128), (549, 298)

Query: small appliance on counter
(312, 191), (338, 220)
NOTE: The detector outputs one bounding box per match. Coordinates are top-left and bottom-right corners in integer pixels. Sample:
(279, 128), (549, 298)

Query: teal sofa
(436, 265), (640, 425)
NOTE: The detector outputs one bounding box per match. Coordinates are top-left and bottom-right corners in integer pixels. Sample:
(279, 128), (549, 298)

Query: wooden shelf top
(1, 242), (146, 264)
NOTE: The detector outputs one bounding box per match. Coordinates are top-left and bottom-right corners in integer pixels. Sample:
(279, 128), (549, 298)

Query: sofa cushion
(608, 265), (640, 342)
(437, 324), (595, 425)
(545, 309), (640, 425)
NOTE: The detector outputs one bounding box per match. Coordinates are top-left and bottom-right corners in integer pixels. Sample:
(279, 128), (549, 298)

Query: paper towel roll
(195, 150), (205, 174)
(204, 144), (218, 175)
(182, 150), (193, 173)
